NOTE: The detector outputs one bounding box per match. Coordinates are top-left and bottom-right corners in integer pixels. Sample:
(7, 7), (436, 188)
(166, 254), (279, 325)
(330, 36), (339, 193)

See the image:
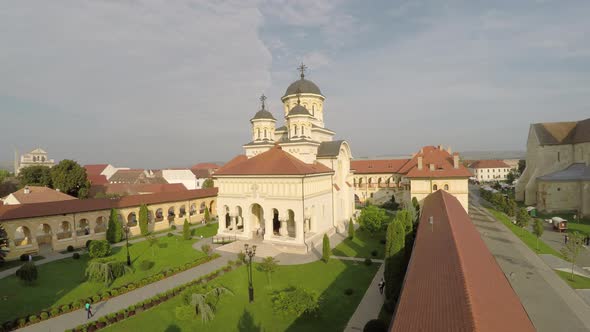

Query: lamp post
(124, 225), (131, 266)
(244, 243), (257, 303)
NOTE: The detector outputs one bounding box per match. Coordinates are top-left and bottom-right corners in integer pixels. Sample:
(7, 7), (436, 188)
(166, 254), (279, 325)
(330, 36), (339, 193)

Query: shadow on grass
(164, 324), (181, 332)
(237, 309), (261, 332)
(285, 261), (380, 332)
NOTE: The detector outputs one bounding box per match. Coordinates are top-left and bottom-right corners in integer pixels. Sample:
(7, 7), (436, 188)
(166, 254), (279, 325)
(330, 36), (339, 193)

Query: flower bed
(68, 259), (242, 332)
(1, 254), (220, 331)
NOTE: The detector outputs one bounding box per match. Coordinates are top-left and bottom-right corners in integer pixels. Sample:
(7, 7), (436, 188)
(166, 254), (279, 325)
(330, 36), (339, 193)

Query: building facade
(516, 118), (590, 216)
(214, 66), (355, 253)
(468, 160), (512, 183)
(16, 148), (55, 174)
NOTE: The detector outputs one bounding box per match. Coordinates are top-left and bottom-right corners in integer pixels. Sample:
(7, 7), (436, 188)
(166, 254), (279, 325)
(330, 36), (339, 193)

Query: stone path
(469, 187), (590, 332)
(17, 253), (232, 332)
(0, 223), (214, 280)
(332, 256), (384, 263)
(343, 263), (385, 332)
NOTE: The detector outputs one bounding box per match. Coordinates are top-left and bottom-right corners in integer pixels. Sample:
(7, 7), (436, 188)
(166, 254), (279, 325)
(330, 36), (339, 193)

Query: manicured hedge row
(69, 259), (242, 332)
(1, 254), (220, 331)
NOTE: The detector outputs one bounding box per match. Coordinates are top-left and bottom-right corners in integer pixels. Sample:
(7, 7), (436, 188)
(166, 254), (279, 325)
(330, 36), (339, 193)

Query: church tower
(243, 94), (276, 158)
(281, 63), (326, 128)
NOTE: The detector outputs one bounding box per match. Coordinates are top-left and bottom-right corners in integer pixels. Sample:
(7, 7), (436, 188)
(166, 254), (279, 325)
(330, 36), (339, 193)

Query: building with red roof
(84, 164), (121, 181)
(390, 190), (534, 331)
(214, 66), (355, 253)
(468, 160), (512, 183)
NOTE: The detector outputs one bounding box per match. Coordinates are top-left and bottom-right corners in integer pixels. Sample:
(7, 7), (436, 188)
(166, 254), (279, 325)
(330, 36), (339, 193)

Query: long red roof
(400, 146), (472, 178)
(350, 159), (409, 174)
(391, 190), (534, 332)
(214, 145), (334, 176)
(0, 188), (217, 221)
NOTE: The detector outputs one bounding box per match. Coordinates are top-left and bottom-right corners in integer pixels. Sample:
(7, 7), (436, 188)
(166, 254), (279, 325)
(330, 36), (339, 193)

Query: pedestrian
(85, 302), (93, 319)
(378, 278), (385, 295)
(586, 235), (590, 246)
(565, 234), (569, 244)
(28, 254), (32, 262)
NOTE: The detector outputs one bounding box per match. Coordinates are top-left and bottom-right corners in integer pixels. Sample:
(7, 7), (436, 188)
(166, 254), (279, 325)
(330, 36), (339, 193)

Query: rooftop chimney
(453, 152), (459, 169)
(417, 156), (423, 170)
(429, 163), (435, 171)
(24, 186), (30, 194)
(438, 145), (443, 150)
(447, 146), (452, 154)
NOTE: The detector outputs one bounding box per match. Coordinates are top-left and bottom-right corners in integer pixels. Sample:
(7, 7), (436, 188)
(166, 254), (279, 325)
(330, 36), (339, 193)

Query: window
(433, 184), (438, 191)
(264, 128), (267, 138)
(257, 128), (260, 139)
(557, 152), (560, 162)
(294, 126), (298, 136)
(557, 187), (561, 191)
(444, 184), (449, 190)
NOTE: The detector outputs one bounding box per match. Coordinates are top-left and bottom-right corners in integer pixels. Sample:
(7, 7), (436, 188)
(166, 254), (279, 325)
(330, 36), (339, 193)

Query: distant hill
(459, 151), (525, 160)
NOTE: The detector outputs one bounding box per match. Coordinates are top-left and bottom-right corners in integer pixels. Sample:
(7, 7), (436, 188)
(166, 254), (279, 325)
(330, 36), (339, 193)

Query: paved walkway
(529, 219), (590, 267)
(469, 189), (590, 332)
(344, 263), (385, 332)
(0, 223), (214, 280)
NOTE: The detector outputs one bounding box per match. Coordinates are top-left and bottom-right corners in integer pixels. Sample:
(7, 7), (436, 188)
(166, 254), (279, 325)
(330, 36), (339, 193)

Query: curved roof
(288, 104), (312, 117)
(317, 140), (345, 158)
(251, 109), (276, 121)
(284, 78), (322, 97)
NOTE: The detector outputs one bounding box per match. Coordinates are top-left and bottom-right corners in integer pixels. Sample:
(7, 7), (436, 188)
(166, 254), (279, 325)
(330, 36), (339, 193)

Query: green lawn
(536, 212), (590, 236)
(555, 270), (590, 289)
(103, 259), (379, 332)
(192, 223), (218, 238)
(0, 255), (44, 273)
(0, 235), (206, 323)
(487, 208), (564, 259)
(332, 228), (385, 259)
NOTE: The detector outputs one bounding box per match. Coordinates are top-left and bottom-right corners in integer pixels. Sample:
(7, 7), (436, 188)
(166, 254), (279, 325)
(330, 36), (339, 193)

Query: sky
(0, 0), (589, 169)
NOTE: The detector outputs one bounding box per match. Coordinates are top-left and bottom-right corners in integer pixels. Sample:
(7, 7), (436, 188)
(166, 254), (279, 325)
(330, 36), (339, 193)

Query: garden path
(343, 263), (385, 332)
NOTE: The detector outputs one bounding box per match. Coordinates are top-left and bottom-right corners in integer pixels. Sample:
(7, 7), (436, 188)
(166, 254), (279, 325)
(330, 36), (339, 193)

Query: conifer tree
(384, 219), (405, 300)
(106, 208), (123, 243)
(183, 219), (191, 240)
(322, 234), (330, 263)
(139, 204), (149, 235)
(348, 218), (355, 239)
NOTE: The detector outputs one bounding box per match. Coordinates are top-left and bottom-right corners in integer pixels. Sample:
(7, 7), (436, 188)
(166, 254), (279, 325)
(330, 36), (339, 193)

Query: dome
(283, 78), (322, 97)
(252, 109), (276, 121)
(288, 104), (312, 116)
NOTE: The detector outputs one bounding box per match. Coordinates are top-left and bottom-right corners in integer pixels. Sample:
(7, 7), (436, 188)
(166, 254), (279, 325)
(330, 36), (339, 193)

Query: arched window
(444, 184), (449, 190)
(294, 126), (298, 136)
(257, 128), (260, 139)
(433, 184), (438, 191)
(312, 104), (315, 115)
(264, 128), (267, 138)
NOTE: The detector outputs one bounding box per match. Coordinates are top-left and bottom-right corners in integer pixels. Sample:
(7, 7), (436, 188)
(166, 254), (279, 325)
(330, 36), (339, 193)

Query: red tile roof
(350, 159), (409, 174)
(391, 190), (534, 332)
(214, 146), (334, 176)
(5, 186), (77, 205)
(88, 174), (108, 185)
(400, 146), (472, 178)
(89, 183), (187, 197)
(191, 168), (212, 179)
(469, 160), (511, 169)
(84, 164), (109, 176)
(0, 188), (217, 221)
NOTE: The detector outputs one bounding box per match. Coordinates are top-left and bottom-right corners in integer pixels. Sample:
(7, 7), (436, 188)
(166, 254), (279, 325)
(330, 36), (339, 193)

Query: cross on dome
(260, 94), (267, 110)
(298, 63), (307, 79)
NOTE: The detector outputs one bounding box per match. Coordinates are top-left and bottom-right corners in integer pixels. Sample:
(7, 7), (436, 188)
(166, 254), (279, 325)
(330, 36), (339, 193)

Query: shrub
(364, 319), (387, 332)
(40, 312), (49, 320)
(139, 259), (155, 271)
(50, 307), (60, 316)
(201, 244), (212, 256)
(364, 258), (372, 266)
(371, 249), (378, 257)
(271, 287), (320, 316)
(139, 204), (149, 235)
(344, 288), (354, 296)
(85, 258), (132, 284)
(61, 304), (71, 313)
(86, 240), (93, 248)
(183, 219), (191, 240)
(110, 289), (119, 297)
(73, 253), (80, 260)
(92, 295), (101, 303)
(128, 283), (136, 290)
(322, 234), (330, 263)
(88, 240), (112, 258)
(28, 315), (38, 323)
(16, 262), (38, 283)
(348, 218), (355, 239)
(358, 205), (388, 235)
(17, 318), (26, 328)
(237, 251), (246, 263)
(167, 232), (174, 237)
(67, 245), (74, 252)
(20, 254), (29, 262)
(171, 225), (177, 230)
(379, 239), (386, 244)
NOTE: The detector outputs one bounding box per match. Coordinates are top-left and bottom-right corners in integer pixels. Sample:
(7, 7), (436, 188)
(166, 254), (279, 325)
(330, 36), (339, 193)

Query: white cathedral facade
(214, 66), (355, 253)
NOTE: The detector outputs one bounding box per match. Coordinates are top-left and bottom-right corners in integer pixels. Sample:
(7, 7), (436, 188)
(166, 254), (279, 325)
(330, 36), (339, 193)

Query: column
(230, 215), (237, 231)
(217, 208), (226, 233)
(264, 208), (273, 241)
(295, 215), (304, 244)
(280, 219), (288, 236)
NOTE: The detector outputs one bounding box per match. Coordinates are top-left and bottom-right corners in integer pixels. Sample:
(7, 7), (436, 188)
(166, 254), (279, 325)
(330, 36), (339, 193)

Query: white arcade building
(214, 65), (355, 253)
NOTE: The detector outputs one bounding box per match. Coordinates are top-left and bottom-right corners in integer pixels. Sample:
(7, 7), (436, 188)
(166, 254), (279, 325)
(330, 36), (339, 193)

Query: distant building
(161, 169), (199, 190)
(516, 118), (590, 217)
(84, 164), (121, 182)
(191, 168), (212, 189)
(16, 148), (55, 174)
(1, 185), (77, 205)
(468, 160), (512, 183)
(89, 183), (187, 197)
(391, 190), (535, 332)
(108, 169), (167, 185)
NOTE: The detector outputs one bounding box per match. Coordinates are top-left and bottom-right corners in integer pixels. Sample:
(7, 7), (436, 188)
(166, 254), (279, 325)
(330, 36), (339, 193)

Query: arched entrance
(127, 212), (137, 227)
(95, 216), (106, 233)
(36, 223), (53, 253)
(236, 206), (243, 231)
(78, 218), (90, 236)
(287, 210), (296, 238)
(58, 221), (73, 239)
(251, 204), (264, 237)
(223, 205), (231, 229)
(272, 208), (280, 235)
(14, 226), (32, 246)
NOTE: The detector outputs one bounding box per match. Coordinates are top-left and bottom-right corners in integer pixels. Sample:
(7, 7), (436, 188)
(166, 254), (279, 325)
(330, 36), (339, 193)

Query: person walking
(85, 302), (93, 319)
(565, 234), (569, 244)
(378, 278), (385, 295)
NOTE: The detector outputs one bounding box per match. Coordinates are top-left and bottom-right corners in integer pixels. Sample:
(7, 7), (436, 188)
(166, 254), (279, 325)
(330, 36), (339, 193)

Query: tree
(348, 218), (355, 239)
(516, 208), (530, 234)
(16, 262), (38, 283)
(204, 207), (211, 224)
(532, 219), (544, 251)
(18, 165), (52, 187)
(183, 286), (234, 322)
(89, 240), (112, 258)
(322, 234), (330, 263)
(139, 204), (149, 235)
(384, 219), (405, 301)
(183, 219), (191, 240)
(381, 194), (399, 211)
(396, 210), (413, 235)
(357, 205), (388, 235)
(202, 178), (214, 189)
(364, 319), (387, 332)
(411, 197), (420, 215)
(506, 170), (517, 184)
(106, 208), (123, 243)
(85, 258), (132, 285)
(0, 224), (8, 265)
(518, 160), (526, 174)
(271, 287), (320, 316)
(50, 159), (90, 198)
(0, 169), (10, 184)
(258, 256), (279, 287)
(561, 232), (585, 281)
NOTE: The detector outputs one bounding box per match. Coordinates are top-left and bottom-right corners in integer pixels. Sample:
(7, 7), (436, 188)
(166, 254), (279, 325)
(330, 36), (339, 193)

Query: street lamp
(244, 243), (257, 303)
(124, 225), (131, 266)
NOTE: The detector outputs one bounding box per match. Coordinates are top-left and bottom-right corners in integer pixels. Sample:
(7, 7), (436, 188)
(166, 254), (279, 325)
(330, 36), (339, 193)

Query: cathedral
(214, 65), (354, 253)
